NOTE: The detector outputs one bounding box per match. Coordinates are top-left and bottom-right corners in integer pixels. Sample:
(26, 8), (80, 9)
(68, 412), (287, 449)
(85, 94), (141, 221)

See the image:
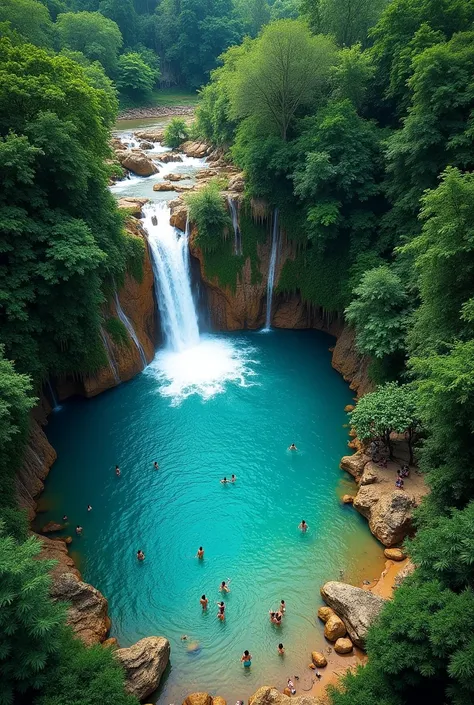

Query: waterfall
(113, 292), (147, 369)
(46, 379), (61, 411)
(227, 196), (242, 256)
(100, 326), (121, 384)
(143, 202), (200, 352)
(263, 208), (280, 331)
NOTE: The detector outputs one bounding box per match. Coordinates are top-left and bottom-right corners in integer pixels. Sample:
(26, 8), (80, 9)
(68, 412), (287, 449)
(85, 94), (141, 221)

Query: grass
(119, 87), (200, 111)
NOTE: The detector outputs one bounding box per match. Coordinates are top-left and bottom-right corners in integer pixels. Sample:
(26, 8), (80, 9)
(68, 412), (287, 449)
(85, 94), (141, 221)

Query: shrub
(163, 117), (189, 148)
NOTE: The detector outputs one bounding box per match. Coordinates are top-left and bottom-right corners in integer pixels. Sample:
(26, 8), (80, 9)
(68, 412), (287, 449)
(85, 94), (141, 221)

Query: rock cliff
(15, 418), (57, 520)
(331, 326), (374, 397)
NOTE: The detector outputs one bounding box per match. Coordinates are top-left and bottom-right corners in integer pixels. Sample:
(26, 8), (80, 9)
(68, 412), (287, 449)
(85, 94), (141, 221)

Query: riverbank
(117, 105), (196, 121)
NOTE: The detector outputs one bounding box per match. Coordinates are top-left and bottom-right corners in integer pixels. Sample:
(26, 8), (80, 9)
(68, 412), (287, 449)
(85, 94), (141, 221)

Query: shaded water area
(39, 330), (383, 704)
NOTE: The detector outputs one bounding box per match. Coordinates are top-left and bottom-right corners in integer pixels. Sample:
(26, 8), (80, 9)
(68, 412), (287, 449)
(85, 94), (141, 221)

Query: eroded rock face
(119, 150), (159, 177)
(180, 140), (209, 158)
(340, 453), (370, 482)
(51, 572), (110, 645)
(320, 581), (387, 649)
(331, 325), (374, 397)
(115, 636), (170, 701)
(249, 686), (319, 705)
(15, 420), (57, 520)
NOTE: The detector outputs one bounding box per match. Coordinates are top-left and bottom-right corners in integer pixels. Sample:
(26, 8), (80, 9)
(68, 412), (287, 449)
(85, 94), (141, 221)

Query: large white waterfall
(227, 196), (242, 256)
(114, 292), (148, 369)
(143, 202), (200, 352)
(263, 208), (280, 331)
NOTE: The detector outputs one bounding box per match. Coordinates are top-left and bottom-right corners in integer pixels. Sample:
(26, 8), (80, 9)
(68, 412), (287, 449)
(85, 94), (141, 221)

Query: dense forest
(1, 0), (474, 704)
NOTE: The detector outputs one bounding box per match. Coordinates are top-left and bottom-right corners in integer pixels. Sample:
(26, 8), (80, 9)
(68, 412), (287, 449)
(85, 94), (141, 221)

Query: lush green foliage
(116, 51), (159, 98)
(186, 182), (232, 253)
(163, 117), (189, 148)
(0, 0), (54, 47)
(104, 318), (130, 347)
(56, 11), (123, 75)
(302, 0), (389, 47)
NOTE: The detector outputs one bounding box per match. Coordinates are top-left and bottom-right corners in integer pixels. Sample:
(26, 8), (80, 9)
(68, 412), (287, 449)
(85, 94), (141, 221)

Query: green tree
(99, 0), (138, 48)
(345, 266), (408, 359)
(349, 382), (419, 458)
(0, 0), (53, 47)
(228, 20), (337, 140)
(330, 43), (375, 112)
(163, 117), (189, 148)
(302, 0), (389, 47)
(116, 52), (158, 98)
(56, 11), (123, 75)
(185, 181), (231, 252)
(0, 530), (65, 703)
(234, 0), (271, 36)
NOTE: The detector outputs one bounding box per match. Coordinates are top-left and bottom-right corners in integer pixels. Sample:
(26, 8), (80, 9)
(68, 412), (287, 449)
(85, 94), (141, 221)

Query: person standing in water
(289, 443), (297, 451)
(280, 599), (286, 613)
(76, 525), (83, 536)
(298, 519), (308, 532)
(217, 601), (225, 620)
(241, 650), (252, 667)
(231, 474), (237, 482)
(219, 580), (231, 593)
(115, 465), (121, 477)
(137, 549), (145, 561)
(196, 547), (204, 559)
(278, 643), (285, 655)
(153, 461), (159, 470)
(220, 477), (230, 484)
(200, 595), (208, 610)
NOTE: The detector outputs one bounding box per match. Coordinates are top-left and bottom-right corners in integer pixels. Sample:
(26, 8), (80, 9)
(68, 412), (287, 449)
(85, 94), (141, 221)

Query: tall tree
(0, 0), (54, 47)
(56, 11), (123, 75)
(302, 0), (389, 47)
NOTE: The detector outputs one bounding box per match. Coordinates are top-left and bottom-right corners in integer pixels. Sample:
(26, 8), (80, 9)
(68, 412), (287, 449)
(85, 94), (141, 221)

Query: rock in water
(340, 453), (369, 481)
(324, 613), (347, 641)
(384, 547), (407, 561)
(120, 151), (158, 177)
(41, 521), (64, 533)
(342, 494), (354, 504)
(249, 686), (320, 705)
(334, 637), (353, 654)
(183, 694), (212, 705)
(115, 636), (170, 701)
(320, 581), (387, 649)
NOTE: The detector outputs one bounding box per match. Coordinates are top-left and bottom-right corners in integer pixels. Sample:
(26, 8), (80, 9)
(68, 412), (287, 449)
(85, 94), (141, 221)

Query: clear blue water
(39, 330), (382, 703)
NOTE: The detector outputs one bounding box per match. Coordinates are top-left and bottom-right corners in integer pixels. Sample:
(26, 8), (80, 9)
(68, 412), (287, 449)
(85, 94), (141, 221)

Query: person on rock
(200, 594), (208, 610)
(137, 549), (145, 561)
(298, 519), (308, 532)
(196, 546), (204, 559)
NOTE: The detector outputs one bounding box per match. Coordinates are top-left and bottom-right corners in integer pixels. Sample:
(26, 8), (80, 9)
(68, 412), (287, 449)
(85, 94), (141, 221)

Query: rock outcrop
(180, 140), (209, 158)
(331, 326), (374, 397)
(249, 686), (319, 705)
(340, 454), (429, 546)
(134, 129), (166, 142)
(117, 196), (149, 217)
(118, 150), (158, 177)
(320, 581), (387, 648)
(34, 534), (110, 645)
(15, 419), (57, 520)
(115, 636), (170, 701)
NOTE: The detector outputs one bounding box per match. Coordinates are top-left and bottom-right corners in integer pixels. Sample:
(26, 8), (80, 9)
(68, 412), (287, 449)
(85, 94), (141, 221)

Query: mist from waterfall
(263, 208), (280, 331)
(113, 292), (147, 369)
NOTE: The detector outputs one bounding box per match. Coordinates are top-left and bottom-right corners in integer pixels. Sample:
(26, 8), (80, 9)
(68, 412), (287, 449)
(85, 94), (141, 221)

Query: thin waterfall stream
(100, 326), (121, 383)
(263, 208), (280, 331)
(113, 291), (147, 369)
(227, 196), (242, 255)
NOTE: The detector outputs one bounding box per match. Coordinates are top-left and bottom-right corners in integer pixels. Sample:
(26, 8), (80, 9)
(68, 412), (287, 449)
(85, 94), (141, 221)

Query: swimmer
(180, 635), (188, 641)
(196, 546), (204, 559)
(269, 611), (276, 623)
(115, 465), (121, 477)
(87, 504), (92, 512)
(280, 599), (286, 613)
(75, 525), (83, 535)
(219, 580), (231, 593)
(231, 474), (237, 482)
(287, 679), (296, 695)
(289, 443), (297, 451)
(137, 549), (145, 561)
(200, 594), (208, 610)
(62, 515), (68, 522)
(278, 643), (285, 655)
(220, 477), (229, 484)
(241, 650), (252, 667)
(153, 461), (159, 470)
(217, 601), (225, 620)
(275, 613), (282, 626)
(298, 519), (308, 532)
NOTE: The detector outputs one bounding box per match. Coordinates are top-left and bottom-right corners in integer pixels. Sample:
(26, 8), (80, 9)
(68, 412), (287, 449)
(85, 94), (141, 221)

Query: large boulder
(119, 151), (158, 177)
(159, 152), (183, 164)
(183, 694), (212, 705)
(340, 452), (369, 482)
(50, 572), (110, 646)
(153, 181), (176, 192)
(228, 173), (245, 192)
(115, 636), (170, 701)
(384, 547), (406, 561)
(320, 581), (387, 649)
(311, 651), (327, 668)
(117, 197), (148, 217)
(249, 686), (319, 705)
(324, 613), (347, 642)
(180, 140), (208, 158)
(134, 129), (165, 142)
(334, 637), (353, 654)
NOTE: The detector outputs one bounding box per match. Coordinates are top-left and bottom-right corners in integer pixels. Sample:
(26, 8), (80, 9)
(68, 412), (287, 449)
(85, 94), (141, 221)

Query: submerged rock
(320, 581), (387, 649)
(115, 636), (170, 701)
(41, 521), (64, 533)
(342, 494), (354, 504)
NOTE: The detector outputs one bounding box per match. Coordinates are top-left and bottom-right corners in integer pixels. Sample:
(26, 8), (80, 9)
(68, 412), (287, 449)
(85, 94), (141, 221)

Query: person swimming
(217, 601), (225, 620)
(241, 650), (252, 667)
(87, 504), (92, 512)
(137, 549), (145, 561)
(231, 474), (237, 482)
(269, 611), (276, 623)
(278, 643), (285, 655)
(75, 525), (83, 535)
(220, 477), (229, 484)
(153, 461), (159, 470)
(115, 465), (121, 477)
(200, 594), (208, 610)
(197, 546), (204, 559)
(298, 519), (308, 532)
(62, 515), (68, 522)
(280, 599), (286, 613)
(274, 613), (282, 625)
(289, 443), (297, 451)
(219, 580), (231, 593)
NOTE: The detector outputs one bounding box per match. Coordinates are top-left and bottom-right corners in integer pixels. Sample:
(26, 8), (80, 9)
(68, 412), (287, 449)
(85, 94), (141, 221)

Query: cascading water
(227, 196), (242, 256)
(144, 202), (200, 352)
(100, 326), (121, 384)
(263, 208), (280, 331)
(46, 379), (61, 411)
(113, 292), (148, 369)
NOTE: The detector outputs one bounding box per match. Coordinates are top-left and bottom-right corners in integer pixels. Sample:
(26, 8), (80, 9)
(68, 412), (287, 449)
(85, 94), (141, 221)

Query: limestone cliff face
(331, 324), (374, 398)
(15, 418), (57, 520)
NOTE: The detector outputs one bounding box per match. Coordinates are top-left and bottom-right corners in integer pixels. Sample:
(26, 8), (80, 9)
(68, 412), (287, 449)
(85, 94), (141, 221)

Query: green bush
(163, 117), (189, 148)
(185, 181), (231, 253)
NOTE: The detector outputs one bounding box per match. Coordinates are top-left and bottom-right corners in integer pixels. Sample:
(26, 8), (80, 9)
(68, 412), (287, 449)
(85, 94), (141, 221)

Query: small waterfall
(263, 208), (280, 331)
(100, 326), (121, 384)
(227, 196), (242, 255)
(113, 292), (147, 369)
(143, 202), (200, 352)
(46, 379), (61, 411)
